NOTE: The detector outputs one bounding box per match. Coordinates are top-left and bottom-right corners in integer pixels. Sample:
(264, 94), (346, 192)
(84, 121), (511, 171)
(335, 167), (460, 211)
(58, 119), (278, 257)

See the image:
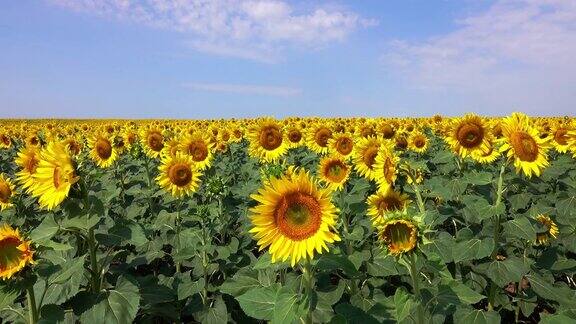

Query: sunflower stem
(26, 284), (38, 324)
(412, 183), (426, 215)
(302, 257), (314, 324)
(175, 199), (182, 273)
(408, 252), (425, 324)
(88, 228), (101, 293)
(144, 156), (156, 217)
(488, 163), (506, 311)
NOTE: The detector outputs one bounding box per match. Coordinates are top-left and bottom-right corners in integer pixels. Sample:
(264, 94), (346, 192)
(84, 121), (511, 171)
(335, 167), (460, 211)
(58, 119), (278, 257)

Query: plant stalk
(409, 252), (425, 324)
(26, 285), (38, 324)
(488, 163), (506, 311)
(302, 258), (314, 324)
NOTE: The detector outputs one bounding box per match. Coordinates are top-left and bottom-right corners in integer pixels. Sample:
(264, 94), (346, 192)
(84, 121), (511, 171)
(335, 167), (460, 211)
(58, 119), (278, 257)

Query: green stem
(408, 252), (425, 324)
(175, 200), (182, 273)
(88, 228), (100, 293)
(200, 215), (209, 307)
(144, 157), (156, 217)
(26, 285), (38, 324)
(302, 258), (314, 324)
(412, 183), (426, 214)
(341, 213), (358, 296)
(488, 163), (506, 311)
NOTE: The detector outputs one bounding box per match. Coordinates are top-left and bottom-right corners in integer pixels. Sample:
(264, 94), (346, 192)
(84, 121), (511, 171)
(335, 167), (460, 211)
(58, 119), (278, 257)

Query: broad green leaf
(81, 276), (140, 324)
(236, 285), (279, 321)
(272, 286), (299, 324)
(502, 217), (536, 242)
(452, 238), (493, 263)
(316, 254), (360, 278)
(334, 303), (380, 324)
(36, 255), (86, 305)
(30, 215), (59, 243)
(393, 287), (415, 322)
(484, 257), (529, 287)
(220, 274), (261, 297)
(525, 273), (574, 306)
(195, 295), (228, 324)
(453, 308), (500, 324)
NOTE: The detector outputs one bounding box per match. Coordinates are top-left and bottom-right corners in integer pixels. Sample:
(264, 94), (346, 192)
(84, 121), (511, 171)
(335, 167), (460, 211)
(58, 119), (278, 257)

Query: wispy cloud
(49, 0), (377, 63)
(382, 0), (576, 113)
(182, 82), (302, 97)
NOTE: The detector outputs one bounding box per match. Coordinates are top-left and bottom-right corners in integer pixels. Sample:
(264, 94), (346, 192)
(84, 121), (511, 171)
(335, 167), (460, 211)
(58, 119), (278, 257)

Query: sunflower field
(0, 113), (575, 324)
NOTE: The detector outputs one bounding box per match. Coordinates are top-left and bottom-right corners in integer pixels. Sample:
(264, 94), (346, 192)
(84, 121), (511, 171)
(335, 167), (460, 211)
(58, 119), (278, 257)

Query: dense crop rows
(0, 114), (575, 323)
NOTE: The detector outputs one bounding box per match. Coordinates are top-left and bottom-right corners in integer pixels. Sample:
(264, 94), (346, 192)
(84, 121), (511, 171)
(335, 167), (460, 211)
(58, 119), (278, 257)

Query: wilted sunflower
(534, 214), (559, 246)
(378, 216), (418, 255)
(353, 137), (382, 181)
(156, 153), (201, 198)
(30, 141), (79, 210)
(373, 147), (400, 189)
(306, 124), (333, 154)
(408, 131), (429, 154)
(0, 224), (34, 280)
(445, 114), (490, 157)
(248, 118), (288, 162)
(500, 113), (550, 177)
(328, 133), (355, 159)
(15, 146), (41, 193)
(318, 156), (350, 191)
(249, 168), (340, 266)
(88, 134), (117, 168)
(180, 133), (214, 170)
(0, 174), (15, 211)
(140, 126), (165, 158)
(367, 189), (410, 226)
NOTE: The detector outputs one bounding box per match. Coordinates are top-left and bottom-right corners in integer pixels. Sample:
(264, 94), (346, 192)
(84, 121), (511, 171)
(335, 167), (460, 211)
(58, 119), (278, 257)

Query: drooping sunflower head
(534, 214), (559, 246)
(353, 137), (382, 181)
(551, 124), (571, 153)
(377, 216), (418, 255)
(180, 133), (214, 170)
(408, 130), (429, 154)
(499, 113), (550, 177)
(328, 133), (355, 158)
(0, 174), (16, 211)
(15, 146), (41, 193)
(470, 141), (501, 164)
(373, 147), (400, 189)
(249, 168), (340, 266)
(162, 137), (182, 158)
(88, 134), (117, 168)
(248, 118), (288, 163)
(30, 141), (79, 210)
(367, 188), (410, 226)
(307, 124), (333, 154)
(140, 126), (165, 158)
(446, 114), (490, 157)
(318, 156), (350, 191)
(156, 153), (201, 198)
(0, 224), (34, 280)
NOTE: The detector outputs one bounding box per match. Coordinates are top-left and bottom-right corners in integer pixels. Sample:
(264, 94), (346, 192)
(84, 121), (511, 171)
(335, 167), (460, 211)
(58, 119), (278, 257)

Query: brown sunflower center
(95, 138), (113, 160)
(335, 137), (353, 155)
(361, 127), (375, 138)
(0, 237), (22, 269)
(288, 129), (302, 143)
(30, 137), (39, 145)
(396, 137), (408, 149)
(259, 126), (283, 150)
(147, 132), (164, 152)
(381, 124), (395, 139)
(362, 146), (379, 169)
(275, 192), (322, 241)
(168, 163), (193, 187)
(0, 182), (12, 203)
(413, 136), (426, 148)
(456, 122), (484, 148)
(25, 155), (39, 174)
(1, 135), (10, 146)
(383, 156), (395, 183)
(324, 160), (348, 183)
(381, 221), (416, 254)
(188, 140), (208, 162)
(377, 196), (402, 212)
(510, 131), (539, 162)
(554, 129), (568, 145)
(314, 128), (332, 148)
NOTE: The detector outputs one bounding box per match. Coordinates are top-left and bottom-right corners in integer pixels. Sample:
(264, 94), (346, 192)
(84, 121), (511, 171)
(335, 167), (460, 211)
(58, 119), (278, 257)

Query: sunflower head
(446, 114), (490, 157)
(181, 133), (214, 170)
(0, 224), (34, 280)
(367, 188), (410, 226)
(141, 126), (165, 158)
(353, 137), (382, 181)
(377, 216), (418, 255)
(156, 153), (201, 198)
(307, 125), (333, 154)
(409, 131), (428, 154)
(534, 214), (558, 246)
(373, 147), (399, 189)
(88, 134), (117, 168)
(249, 168), (340, 266)
(318, 156), (350, 191)
(0, 174), (15, 211)
(248, 119), (288, 163)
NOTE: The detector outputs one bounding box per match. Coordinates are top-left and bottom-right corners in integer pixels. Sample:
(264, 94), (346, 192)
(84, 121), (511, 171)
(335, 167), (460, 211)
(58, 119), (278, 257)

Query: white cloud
(182, 82), (302, 96)
(49, 0), (376, 62)
(382, 0), (576, 114)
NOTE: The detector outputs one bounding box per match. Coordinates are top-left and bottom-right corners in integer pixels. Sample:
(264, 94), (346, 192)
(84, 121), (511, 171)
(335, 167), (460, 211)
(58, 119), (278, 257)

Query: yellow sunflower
(0, 174), (16, 211)
(408, 130), (429, 154)
(378, 217), (418, 255)
(551, 125), (571, 153)
(249, 168), (340, 266)
(140, 126), (166, 158)
(285, 126), (304, 148)
(534, 214), (559, 246)
(373, 147), (400, 189)
(318, 156), (351, 191)
(0, 133), (11, 149)
(445, 114), (490, 157)
(470, 142), (501, 164)
(88, 134), (118, 168)
(180, 133), (214, 170)
(353, 137), (382, 181)
(328, 133), (355, 159)
(30, 141), (79, 210)
(306, 124), (333, 154)
(499, 113), (550, 177)
(15, 146), (41, 193)
(156, 153), (201, 198)
(367, 189), (410, 226)
(0, 224), (34, 280)
(247, 118), (289, 162)
(163, 137), (182, 158)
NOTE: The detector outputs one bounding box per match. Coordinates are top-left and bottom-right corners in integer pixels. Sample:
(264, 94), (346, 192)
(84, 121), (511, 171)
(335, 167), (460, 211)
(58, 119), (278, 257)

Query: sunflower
(247, 118), (289, 162)
(140, 126), (165, 158)
(249, 168), (340, 266)
(15, 146), (41, 193)
(285, 126), (304, 148)
(499, 113), (550, 177)
(445, 114), (490, 157)
(0, 133), (11, 149)
(328, 133), (355, 159)
(318, 156), (350, 191)
(0, 224), (34, 280)
(378, 217), (418, 255)
(353, 137), (382, 181)
(25, 134), (41, 147)
(306, 124), (333, 154)
(0, 174), (16, 211)
(408, 131), (429, 154)
(88, 134), (117, 168)
(163, 137), (182, 158)
(551, 125), (571, 153)
(30, 141), (79, 210)
(156, 153), (201, 198)
(367, 189), (410, 226)
(373, 147), (400, 189)
(534, 214), (559, 246)
(180, 133), (214, 170)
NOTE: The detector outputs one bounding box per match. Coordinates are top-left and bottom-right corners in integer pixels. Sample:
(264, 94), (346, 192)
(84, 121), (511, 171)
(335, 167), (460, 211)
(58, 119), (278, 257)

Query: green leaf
(236, 285), (279, 320)
(220, 273), (261, 297)
(0, 284), (18, 310)
(484, 257), (529, 287)
(36, 255), (86, 305)
(502, 217), (536, 242)
(452, 238), (493, 263)
(80, 276), (140, 324)
(421, 232), (455, 263)
(30, 215), (59, 243)
(177, 276), (205, 301)
(38, 304), (64, 324)
(316, 254), (360, 278)
(463, 171), (493, 185)
(195, 295), (228, 324)
(272, 286), (299, 324)
(438, 279), (485, 305)
(453, 308), (500, 324)
(393, 287), (415, 322)
(525, 273), (574, 306)
(333, 303), (380, 324)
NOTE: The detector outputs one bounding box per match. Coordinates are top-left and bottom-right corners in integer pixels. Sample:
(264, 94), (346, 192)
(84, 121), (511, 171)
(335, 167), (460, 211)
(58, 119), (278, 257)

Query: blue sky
(1, 0), (575, 118)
